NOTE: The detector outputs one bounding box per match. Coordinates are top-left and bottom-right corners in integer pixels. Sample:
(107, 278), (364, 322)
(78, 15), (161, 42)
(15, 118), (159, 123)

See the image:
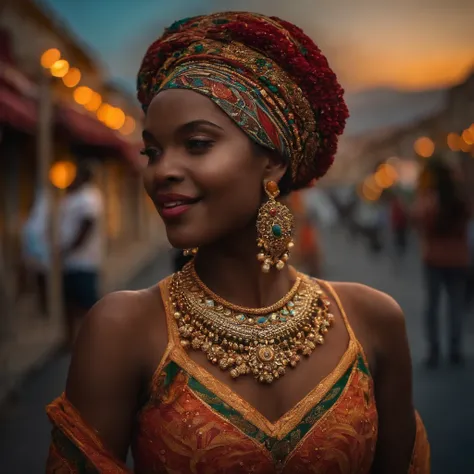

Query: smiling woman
(45, 11), (429, 474)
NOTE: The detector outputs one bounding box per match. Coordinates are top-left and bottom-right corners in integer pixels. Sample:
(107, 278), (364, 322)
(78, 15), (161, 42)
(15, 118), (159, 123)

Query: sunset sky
(42, 0), (473, 93)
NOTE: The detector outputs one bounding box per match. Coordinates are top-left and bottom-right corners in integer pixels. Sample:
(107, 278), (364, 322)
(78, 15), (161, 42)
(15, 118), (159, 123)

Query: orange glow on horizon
(345, 53), (473, 92)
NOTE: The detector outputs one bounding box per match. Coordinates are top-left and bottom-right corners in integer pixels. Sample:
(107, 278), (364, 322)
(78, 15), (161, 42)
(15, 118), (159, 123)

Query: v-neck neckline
(170, 338), (358, 439)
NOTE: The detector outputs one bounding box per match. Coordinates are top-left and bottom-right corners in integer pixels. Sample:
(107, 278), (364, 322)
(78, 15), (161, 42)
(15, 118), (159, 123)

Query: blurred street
(1, 226), (473, 473)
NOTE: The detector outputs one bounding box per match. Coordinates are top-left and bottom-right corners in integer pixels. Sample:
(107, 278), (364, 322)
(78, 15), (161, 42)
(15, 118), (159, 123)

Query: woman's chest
(132, 357), (378, 474)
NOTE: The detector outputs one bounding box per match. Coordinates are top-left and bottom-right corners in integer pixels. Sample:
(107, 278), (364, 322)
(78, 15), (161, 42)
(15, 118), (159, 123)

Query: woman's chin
(165, 230), (201, 251)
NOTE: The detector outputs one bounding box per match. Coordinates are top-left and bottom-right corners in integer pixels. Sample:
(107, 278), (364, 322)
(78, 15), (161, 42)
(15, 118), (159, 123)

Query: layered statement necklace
(169, 262), (334, 384)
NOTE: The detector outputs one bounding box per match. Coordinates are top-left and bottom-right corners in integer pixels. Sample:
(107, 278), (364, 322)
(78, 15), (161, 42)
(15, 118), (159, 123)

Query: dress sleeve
(408, 411), (430, 474)
(46, 394), (132, 474)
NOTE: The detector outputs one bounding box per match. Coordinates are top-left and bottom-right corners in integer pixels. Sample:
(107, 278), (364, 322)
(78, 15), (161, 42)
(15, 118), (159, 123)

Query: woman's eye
(140, 147), (161, 163)
(186, 138), (214, 153)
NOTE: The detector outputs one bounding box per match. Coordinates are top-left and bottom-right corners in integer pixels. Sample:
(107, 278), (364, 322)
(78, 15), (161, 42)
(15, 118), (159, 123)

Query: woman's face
(142, 89), (284, 249)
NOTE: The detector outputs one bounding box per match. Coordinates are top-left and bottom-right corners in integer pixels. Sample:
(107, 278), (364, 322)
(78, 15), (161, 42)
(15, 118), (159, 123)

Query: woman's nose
(150, 152), (185, 184)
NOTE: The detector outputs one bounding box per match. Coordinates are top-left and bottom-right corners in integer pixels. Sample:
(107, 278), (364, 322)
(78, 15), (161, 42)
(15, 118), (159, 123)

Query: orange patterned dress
(46, 278), (430, 473)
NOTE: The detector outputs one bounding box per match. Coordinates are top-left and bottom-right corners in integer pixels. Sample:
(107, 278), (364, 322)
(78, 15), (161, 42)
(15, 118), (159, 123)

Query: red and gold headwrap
(137, 12), (348, 189)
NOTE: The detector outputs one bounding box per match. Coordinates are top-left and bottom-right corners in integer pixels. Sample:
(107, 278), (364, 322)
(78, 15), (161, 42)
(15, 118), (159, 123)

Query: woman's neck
(194, 225), (295, 309)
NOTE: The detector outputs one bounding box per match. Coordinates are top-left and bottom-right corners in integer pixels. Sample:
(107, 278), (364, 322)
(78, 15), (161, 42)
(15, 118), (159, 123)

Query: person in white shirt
(60, 162), (103, 347)
(21, 189), (50, 315)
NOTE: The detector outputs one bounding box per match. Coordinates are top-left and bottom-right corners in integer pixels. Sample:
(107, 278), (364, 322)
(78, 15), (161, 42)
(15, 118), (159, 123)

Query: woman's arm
(370, 294), (417, 473)
(46, 290), (157, 471)
(335, 283), (428, 474)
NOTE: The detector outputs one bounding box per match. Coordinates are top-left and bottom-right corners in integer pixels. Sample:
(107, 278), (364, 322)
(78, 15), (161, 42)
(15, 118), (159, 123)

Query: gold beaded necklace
(170, 261), (334, 384)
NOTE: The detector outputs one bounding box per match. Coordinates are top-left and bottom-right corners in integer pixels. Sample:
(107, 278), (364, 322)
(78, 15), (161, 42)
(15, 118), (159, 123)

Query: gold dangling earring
(256, 180), (295, 273)
(183, 248), (199, 257)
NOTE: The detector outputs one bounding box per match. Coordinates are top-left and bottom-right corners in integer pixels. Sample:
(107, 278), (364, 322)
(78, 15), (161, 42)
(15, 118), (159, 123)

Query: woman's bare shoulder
(74, 285), (166, 349)
(65, 284), (168, 411)
(83, 285), (164, 331)
(322, 281), (407, 371)
(327, 281), (403, 320)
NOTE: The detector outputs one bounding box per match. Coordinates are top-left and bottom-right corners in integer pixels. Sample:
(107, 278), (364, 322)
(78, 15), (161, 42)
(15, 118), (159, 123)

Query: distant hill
(344, 87), (447, 137)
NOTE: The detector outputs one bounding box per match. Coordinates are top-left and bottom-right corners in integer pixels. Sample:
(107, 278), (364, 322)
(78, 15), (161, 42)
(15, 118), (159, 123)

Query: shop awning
(0, 85), (37, 133)
(56, 105), (141, 170)
(56, 105), (122, 149)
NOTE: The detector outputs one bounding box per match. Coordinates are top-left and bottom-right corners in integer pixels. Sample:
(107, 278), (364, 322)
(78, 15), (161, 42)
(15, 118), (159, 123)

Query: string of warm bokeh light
(40, 48), (136, 137)
(119, 116), (136, 136)
(361, 129), (474, 201)
(414, 137), (435, 159)
(359, 162), (399, 202)
(446, 125), (473, 154)
(50, 59), (69, 78)
(40, 48), (60, 68)
(84, 92), (102, 112)
(413, 126), (474, 158)
(62, 67), (81, 88)
(73, 86), (93, 105)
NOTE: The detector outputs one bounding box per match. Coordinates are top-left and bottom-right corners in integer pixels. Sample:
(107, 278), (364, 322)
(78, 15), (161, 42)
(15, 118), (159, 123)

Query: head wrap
(137, 12), (348, 189)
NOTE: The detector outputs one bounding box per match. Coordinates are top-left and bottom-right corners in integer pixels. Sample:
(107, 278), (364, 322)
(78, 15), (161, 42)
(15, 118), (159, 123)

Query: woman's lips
(158, 198), (201, 219)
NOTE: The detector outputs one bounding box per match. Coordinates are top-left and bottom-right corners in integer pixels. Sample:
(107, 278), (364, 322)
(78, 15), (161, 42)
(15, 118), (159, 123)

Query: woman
(413, 159), (470, 367)
(46, 12), (429, 473)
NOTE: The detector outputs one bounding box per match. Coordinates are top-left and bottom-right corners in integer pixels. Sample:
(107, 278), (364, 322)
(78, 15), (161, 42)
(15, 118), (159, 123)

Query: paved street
(1, 229), (473, 473)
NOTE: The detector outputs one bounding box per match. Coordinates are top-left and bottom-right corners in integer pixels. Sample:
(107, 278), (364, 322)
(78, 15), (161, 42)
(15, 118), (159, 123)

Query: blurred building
(0, 0), (165, 401)
(330, 68), (474, 199)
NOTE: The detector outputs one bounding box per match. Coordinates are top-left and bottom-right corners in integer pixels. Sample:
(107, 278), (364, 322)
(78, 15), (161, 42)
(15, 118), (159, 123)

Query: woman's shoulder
(66, 282), (170, 399)
(326, 281), (402, 318)
(82, 274), (174, 344)
(83, 284), (166, 335)
(320, 280), (407, 371)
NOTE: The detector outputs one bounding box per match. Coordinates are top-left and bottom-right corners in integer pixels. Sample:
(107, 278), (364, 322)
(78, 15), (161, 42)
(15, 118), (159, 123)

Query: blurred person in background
(355, 197), (384, 254)
(288, 190), (321, 276)
(46, 13), (429, 474)
(59, 161), (103, 349)
(466, 207), (474, 312)
(413, 159), (470, 368)
(390, 191), (409, 259)
(21, 188), (50, 316)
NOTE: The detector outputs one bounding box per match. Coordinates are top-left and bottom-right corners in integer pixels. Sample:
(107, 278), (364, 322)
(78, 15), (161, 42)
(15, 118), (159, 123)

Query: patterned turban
(137, 12), (348, 189)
